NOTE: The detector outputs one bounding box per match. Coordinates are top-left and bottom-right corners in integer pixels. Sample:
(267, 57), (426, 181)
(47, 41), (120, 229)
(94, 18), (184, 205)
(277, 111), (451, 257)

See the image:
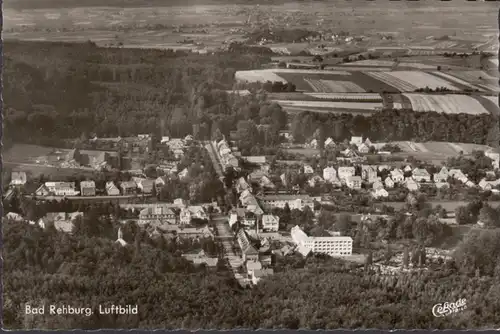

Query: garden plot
(403, 94), (490, 115)
(305, 78), (366, 93)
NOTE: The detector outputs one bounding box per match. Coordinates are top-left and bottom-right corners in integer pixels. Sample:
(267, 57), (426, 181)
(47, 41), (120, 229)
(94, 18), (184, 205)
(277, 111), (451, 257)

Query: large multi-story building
(139, 205), (177, 226)
(258, 195), (315, 211)
(45, 182), (79, 196)
(291, 225), (353, 257)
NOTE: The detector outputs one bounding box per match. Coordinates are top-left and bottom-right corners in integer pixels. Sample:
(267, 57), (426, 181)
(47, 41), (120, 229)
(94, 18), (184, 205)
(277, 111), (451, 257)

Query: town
(3, 0), (500, 330)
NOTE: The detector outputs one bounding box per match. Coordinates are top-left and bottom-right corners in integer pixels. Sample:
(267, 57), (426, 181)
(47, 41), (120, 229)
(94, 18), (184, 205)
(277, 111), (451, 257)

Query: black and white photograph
(1, 0), (500, 330)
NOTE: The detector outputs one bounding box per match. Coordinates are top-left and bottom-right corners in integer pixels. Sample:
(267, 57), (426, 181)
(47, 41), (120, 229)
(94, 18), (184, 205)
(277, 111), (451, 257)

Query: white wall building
(291, 225), (353, 257)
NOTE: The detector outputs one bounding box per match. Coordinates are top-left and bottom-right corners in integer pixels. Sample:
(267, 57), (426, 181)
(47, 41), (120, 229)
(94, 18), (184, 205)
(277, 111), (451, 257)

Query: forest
(289, 110), (497, 145)
(4, 217), (500, 330)
(3, 40), (285, 150)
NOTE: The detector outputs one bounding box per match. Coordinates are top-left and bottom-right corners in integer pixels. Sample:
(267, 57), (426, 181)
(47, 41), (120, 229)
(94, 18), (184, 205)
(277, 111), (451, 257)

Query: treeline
(290, 109), (495, 144)
(4, 41), (288, 148)
(5, 218), (500, 330)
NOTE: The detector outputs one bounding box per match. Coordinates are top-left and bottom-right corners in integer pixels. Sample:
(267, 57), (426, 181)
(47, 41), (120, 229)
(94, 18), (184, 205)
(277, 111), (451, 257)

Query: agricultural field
(234, 70), (287, 83)
(276, 71), (397, 93)
(342, 59), (437, 70)
(430, 71), (485, 91)
(303, 93), (383, 102)
(304, 78), (365, 93)
(402, 94), (493, 115)
(273, 100), (384, 111)
(366, 71), (459, 92)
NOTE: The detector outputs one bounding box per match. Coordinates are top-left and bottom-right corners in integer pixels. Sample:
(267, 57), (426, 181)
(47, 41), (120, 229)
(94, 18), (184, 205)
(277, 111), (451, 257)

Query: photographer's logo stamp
(432, 298), (467, 317)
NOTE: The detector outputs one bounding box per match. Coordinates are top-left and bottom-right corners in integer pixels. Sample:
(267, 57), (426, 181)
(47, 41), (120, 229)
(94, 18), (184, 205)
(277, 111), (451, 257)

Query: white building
(10, 172), (27, 186)
(291, 225), (353, 257)
(323, 167), (337, 183)
(45, 182), (79, 196)
(258, 195), (315, 211)
(262, 215), (279, 232)
(338, 166), (356, 181)
(346, 176), (362, 190)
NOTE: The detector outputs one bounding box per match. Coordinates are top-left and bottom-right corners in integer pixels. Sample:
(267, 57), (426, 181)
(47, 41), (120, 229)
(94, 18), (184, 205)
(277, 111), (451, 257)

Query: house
(173, 149), (184, 159)
(308, 139), (318, 149)
(10, 172), (27, 186)
(350, 136), (363, 146)
(403, 165), (413, 173)
(324, 137), (335, 148)
(240, 190), (258, 207)
(390, 169), (404, 183)
(412, 168), (431, 182)
(279, 130), (292, 140)
(485, 151), (500, 169)
(37, 212), (83, 233)
(80, 181), (96, 196)
(372, 188), (389, 199)
(384, 177), (395, 189)
(179, 206), (208, 225)
(246, 260), (263, 276)
(236, 177), (252, 194)
(168, 225), (214, 239)
(364, 138), (373, 147)
(361, 165), (378, 182)
(182, 250), (218, 267)
(154, 177), (166, 190)
(259, 176), (276, 189)
(178, 168), (189, 180)
(139, 205), (177, 226)
(251, 268), (274, 285)
(120, 181), (137, 195)
(6, 212), (24, 222)
(229, 208), (257, 228)
(433, 171), (449, 183)
(341, 148), (358, 158)
(258, 195), (315, 211)
(346, 176), (362, 190)
(338, 166), (356, 181)
(372, 180), (384, 191)
(280, 173), (287, 186)
(479, 179), (492, 191)
(323, 167), (337, 183)
(245, 156), (267, 165)
(262, 214), (279, 232)
(378, 165), (390, 172)
(435, 182), (450, 189)
(136, 178), (154, 194)
(35, 184), (51, 197)
(106, 181), (120, 196)
(303, 164), (314, 174)
(357, 143), (370, 154)
(405, 178), (420, 191)
(45, 182), (79, 196)
(308, 175), (324, 187)
(237, 229), (259, 262)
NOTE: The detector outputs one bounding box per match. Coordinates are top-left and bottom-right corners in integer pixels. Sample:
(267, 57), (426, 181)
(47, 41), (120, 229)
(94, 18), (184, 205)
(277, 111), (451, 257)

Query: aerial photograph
(2, 0), (500, 330)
